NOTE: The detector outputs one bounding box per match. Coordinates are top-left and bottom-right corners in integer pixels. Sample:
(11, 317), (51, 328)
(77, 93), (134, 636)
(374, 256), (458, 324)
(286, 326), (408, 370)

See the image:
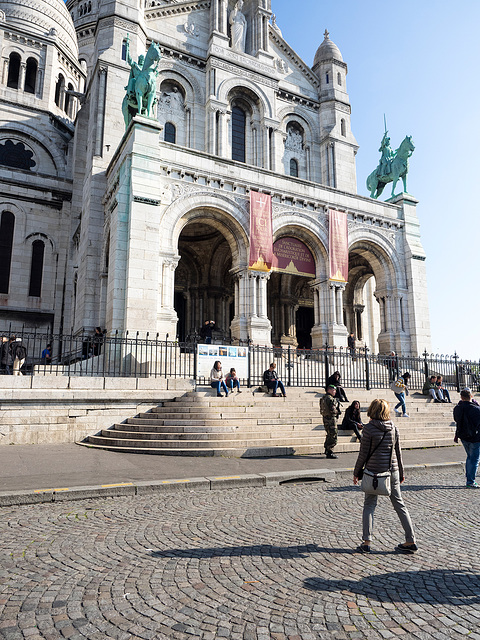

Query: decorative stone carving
(229, 0), (247, 53)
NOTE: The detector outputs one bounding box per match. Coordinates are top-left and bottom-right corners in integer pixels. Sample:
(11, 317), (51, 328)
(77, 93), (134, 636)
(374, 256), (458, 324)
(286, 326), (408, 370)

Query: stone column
(230, 269), (248, 343)
(19, 62), (26, 92)
(207, 106), (216, 155)
(246, 270), (272, 345)
(2, 59), (8, 85)
(94, 66), (107, 157)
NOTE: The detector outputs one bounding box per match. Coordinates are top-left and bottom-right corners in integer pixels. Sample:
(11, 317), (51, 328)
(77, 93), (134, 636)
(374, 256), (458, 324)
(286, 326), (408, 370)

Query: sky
(272, 0), (480, 358)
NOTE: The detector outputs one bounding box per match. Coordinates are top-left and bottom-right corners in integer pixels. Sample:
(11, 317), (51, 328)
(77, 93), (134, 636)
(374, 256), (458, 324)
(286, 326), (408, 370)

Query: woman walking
(353, 398), (417, 554)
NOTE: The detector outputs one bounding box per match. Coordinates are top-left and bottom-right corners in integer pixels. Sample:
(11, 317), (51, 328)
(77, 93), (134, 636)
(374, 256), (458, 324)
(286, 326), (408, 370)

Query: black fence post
(287, 345), (291, 387)
(324, 342), (329, 385)
(365, 346), (370, 391)
(193, 340), (198, 385)
(423, 349), (429, 379)
(454, 351), (460, 392)
(247, 344), (251, 389)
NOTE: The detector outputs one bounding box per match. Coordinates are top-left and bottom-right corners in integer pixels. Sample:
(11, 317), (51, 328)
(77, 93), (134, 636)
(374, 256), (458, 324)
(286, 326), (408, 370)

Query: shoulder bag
(360, 432), (396, 496)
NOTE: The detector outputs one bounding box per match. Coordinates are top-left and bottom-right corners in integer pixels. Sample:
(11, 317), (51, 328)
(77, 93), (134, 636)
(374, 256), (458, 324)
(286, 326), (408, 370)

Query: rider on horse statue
(377, 132), (395, 179)
(122, 36), (161, 128)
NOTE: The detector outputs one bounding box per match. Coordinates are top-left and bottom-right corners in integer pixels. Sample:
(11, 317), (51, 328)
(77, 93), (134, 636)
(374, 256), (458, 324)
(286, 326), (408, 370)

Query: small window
(290, 158), (298, 177)
(325, 72), (329, 85)
(231, 106), (246, 163)
(164, 122), (176, 143)
(54, 74), (65, 107)
(7, 53), (21, 89)
(121, 39), (127, 61)
(0, 211), (15, 294)
(337, 72), (342, 86)
(28, 240), (45, 297)
(24, 58), (38, 94)
(341, 118), (346, 137)
(65, 82), (74, 116)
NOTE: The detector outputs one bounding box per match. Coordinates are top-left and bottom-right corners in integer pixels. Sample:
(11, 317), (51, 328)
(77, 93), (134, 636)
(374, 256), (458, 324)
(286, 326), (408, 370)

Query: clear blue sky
(272, 0), (480, 358)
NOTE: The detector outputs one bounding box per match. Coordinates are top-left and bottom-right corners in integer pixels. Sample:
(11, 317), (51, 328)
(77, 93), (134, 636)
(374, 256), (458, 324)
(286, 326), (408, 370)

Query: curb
(0, 461), (464, 508)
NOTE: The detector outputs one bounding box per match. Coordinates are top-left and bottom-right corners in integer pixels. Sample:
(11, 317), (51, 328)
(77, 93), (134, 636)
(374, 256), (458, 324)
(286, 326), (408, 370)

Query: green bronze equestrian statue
(122, 37), (162, 128)
(366, 132), (415, 199)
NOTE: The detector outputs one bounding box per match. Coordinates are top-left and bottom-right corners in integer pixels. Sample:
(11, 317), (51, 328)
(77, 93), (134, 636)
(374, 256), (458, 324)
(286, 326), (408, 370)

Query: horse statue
(366, 135), (415, 199)
(122, 41), (162, 128)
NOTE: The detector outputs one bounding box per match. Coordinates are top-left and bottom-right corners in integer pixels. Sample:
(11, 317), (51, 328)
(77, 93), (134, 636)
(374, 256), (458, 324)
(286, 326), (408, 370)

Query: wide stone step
(102, 427), (455, 442)
(79, 437), (459, 458)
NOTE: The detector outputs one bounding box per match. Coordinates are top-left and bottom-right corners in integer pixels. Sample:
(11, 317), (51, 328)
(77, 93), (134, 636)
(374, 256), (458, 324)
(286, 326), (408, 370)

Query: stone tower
(0, 0), (84, 332)
(312, 29), (357, 192)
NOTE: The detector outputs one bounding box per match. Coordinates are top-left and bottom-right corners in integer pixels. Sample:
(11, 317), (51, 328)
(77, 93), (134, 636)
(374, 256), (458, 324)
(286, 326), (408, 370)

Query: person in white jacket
(390, 372), (411, 418)
(210, 360), (229, 397)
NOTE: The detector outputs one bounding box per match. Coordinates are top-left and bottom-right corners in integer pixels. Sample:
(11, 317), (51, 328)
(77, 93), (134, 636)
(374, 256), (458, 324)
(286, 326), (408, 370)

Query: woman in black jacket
(353, 399), (417, 554)
(325, 371), (348, 402)
(342, 401), (363, 441)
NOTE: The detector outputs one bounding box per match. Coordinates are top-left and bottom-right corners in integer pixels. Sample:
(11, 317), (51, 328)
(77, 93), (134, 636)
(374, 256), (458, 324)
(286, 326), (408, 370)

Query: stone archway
(175, 220), (234, 342)
(345, 240), (407, 355)
(268, 236), (317, 348)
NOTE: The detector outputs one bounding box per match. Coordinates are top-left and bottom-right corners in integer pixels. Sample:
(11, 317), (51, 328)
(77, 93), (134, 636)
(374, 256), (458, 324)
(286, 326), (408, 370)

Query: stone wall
(0, 376), (194, 445)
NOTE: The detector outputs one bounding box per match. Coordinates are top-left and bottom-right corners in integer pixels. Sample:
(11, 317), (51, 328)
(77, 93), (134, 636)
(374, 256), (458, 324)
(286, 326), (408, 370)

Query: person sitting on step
(263, 362), (286, 397)
(342, 400), (363, 441)
(325, 371), (349, 403)
(422, 375), (446, 402)
(210, 360), (229, 397)
(225, 367), (242, 393)
(436, 375), (451, 403)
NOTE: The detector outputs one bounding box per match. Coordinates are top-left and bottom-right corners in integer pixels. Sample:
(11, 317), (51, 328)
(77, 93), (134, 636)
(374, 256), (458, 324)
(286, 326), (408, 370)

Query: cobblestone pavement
(1, 468), (479, 640)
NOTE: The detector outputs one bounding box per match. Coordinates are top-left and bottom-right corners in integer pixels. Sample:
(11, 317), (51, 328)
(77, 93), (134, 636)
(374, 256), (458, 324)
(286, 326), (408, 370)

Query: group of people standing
(0, 335), (27, 375)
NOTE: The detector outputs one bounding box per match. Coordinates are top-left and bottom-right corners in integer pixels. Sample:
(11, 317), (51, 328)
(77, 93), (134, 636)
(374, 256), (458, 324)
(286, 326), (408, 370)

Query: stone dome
(313, 29), (343, 67)
(0, 0), (78, 59)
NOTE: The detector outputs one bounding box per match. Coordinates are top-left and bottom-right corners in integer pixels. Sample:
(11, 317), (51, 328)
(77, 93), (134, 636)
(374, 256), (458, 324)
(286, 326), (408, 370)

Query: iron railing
(0, 329), (478, 392)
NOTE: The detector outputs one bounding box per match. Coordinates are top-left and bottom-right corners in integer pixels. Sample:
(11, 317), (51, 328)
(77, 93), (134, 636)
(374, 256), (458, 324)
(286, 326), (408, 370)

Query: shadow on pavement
(149, 543), (395, 560)
(303, 569), (480, 605)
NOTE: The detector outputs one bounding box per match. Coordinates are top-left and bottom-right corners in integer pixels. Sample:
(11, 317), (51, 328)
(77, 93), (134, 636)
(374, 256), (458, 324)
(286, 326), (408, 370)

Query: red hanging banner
(329, 209), (348, 282)
(249, 191), (273, 271)
(271, 237), (316, 277)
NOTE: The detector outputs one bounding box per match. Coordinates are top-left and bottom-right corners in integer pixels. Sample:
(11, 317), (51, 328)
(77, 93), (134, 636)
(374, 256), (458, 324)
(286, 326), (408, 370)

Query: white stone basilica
(0, 0), (431, 355)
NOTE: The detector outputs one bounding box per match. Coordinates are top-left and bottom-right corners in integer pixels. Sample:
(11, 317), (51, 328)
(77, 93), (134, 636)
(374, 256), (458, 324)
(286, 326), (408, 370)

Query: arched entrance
(268, 236), (316, 348)
(345, 241), (406, 355)
(175, 221), (234, 342)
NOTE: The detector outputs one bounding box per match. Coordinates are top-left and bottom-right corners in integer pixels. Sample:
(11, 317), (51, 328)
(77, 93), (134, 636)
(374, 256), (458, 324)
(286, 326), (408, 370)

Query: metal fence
(1, 329), (479, 392)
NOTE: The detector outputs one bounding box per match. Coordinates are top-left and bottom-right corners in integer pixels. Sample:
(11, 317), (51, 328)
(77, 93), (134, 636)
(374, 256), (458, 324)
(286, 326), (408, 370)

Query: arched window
(54, 74), (64, 107)
(28, 240), (45, 297)
(164, 122), (176, 143)
(7, 53), (21, 89)
(0, 211), (15, 294)
(24, 58), (38, 94)
(231, 106), (246, 163)
(64, 82), (74, 116)
(290, 158), (299, 177)
(341, 118), (346, 137)
(325, 72), (329, 85)
(121, 39), (127, 61)
(337, 72), (342, 86)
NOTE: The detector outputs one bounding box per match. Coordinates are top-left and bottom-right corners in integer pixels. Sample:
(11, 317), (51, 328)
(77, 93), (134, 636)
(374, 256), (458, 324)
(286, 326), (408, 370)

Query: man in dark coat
(453, 389), (480, 488)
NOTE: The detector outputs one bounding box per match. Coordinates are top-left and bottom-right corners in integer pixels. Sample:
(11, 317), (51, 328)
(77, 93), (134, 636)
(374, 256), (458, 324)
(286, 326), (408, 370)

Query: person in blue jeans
(453, 389), (480, 488)
(263, 362), (286, 397)
(390, 371), (411, 417)
(210, 360), (229, 397)
(225, 368), (242, 393)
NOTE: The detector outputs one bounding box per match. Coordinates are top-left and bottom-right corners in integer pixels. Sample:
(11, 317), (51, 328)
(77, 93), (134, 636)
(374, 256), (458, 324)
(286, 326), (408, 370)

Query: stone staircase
(78, 387), (460, 457)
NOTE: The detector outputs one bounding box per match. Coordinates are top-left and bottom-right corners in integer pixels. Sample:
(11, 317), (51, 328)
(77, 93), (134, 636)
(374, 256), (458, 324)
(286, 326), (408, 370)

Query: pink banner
(329, 210), (348, 282)
(249, 192), (273, 271)
(272, 237), (315, 277)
